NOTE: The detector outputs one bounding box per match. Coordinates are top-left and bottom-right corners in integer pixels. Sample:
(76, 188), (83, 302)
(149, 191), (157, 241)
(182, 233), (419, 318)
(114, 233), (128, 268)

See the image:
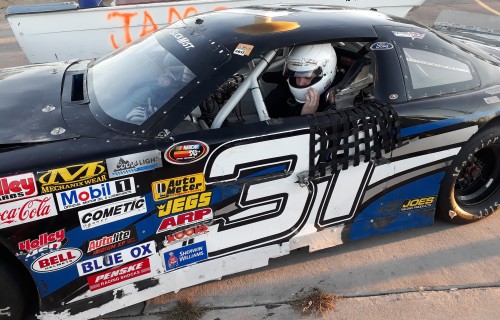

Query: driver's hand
(301, 88), (320, 115)
(126, 106), (148, 124)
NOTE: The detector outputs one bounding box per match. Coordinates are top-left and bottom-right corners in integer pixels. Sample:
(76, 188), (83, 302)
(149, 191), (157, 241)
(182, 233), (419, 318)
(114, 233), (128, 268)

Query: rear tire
(437, 126), (500, 224)
(0, 262), (27, 320)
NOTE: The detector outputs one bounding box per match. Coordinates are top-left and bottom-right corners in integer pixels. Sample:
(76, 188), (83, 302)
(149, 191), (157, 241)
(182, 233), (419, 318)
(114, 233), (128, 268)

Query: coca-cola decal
(0, 172), (38, 204)
(0, 194), (57, 229)
(31, 248), (82, 273)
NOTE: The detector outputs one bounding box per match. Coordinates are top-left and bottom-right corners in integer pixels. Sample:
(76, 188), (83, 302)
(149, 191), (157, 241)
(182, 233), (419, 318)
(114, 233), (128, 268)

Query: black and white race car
(0, 5), (499, 319)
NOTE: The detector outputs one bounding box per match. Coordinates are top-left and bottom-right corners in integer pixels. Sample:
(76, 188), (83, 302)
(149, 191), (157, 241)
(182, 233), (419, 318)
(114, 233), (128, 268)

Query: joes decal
(85, 226), (138, 256)
(152, 173), (205, 201)
(164, 141), (209, 165)
(0, 194), (57, 229)
(87, 257), (152, 292)
(156, 191), (212, 217)
(400, 196), (436, 211)
(37, 161), (107, 193)
(0, 172), (38, 204)
(164, 241), (208, 271)
(157, 208), (213, 234)
(31, 248), (82, 273)
(106, 150), (162, 178)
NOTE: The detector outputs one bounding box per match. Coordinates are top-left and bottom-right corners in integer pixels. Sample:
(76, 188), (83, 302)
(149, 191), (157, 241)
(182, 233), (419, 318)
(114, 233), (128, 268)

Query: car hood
(0, 62), (79, 144)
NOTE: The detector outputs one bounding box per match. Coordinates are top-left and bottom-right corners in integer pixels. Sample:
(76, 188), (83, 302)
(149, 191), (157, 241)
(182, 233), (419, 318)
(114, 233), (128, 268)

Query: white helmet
(284, 44), (337, 103)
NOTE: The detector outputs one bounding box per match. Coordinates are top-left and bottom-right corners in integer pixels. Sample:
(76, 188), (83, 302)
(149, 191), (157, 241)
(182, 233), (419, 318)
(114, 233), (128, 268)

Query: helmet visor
(284, 66), (323, 88)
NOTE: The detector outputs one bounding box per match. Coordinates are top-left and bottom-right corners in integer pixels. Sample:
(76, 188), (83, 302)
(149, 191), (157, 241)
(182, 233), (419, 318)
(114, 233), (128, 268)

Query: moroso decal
(87, 258), (151, 291)
(56, 177), (135, 211)
(37, 161), (107, 194)
(152, 173), (205, 201)
(164, 241), (208, 271)
(78, 196), (147, 230)
(0, 194), (57, 229)
(165, 141), (209, 165)
(400, 196), (436, 211)
(106, 150), (162, 178)
(0, 172), (38, 204)
(157, 192), (212, 217)
(163, 224), (209, 246)
(77, 241), (155, 276)
(31, 248), (82, 273)
(85, 226), (138, 256)
(18, 229), (66, 260)
(157, 208), (213, 234)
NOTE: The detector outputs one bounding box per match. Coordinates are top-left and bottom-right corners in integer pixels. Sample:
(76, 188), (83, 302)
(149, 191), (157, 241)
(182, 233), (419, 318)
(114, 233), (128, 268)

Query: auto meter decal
(157, 208), (213, 234)
(164, 241), (208, 271)
(156, 191), (212, 217)
(0, 194), (57, 229)
(106, 150), (162, 178)
(18, 229), (66, 260)
(152, 173), (205, 201)
(165, 141), (209, 165)
(31, 248), (82, 273)
(87, 257), (151, 291)
(0, 172), (38, 204)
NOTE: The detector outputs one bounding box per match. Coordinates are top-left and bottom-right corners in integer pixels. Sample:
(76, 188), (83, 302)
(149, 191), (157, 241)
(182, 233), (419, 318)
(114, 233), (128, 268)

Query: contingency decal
(392, 31), (425, 40)
(87, 257), (152, 292)
(106, 150), (162, 178)
(18, 229), (66, 260)
(163, 241), (208, 271)
(31, 248), (82, 273)
(157, 191), (212, 217)
(0, 194), (57, 229)
(164, 141), (209, 165)
(0, 172), (38, 204)
(162, 224), (209, 246)
(400, 196), (437, 212)
(369, 42), (394, 50)
(152, 173), (205, 201)
(233, 43), (254, 56)
(157, 208), (213, 234)
(37, 161), (107, 194)
(56, 177), (135, 211)
(85, 225), (139, 256)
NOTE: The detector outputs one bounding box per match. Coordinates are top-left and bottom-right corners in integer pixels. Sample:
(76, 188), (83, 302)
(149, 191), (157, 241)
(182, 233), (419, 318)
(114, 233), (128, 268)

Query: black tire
(437, 126), (500, 224)
(0, 262), (27, 320)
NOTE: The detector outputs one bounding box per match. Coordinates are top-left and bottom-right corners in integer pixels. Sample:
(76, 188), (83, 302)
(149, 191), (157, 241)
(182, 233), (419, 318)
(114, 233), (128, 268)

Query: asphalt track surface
(0, 1), (500, 319)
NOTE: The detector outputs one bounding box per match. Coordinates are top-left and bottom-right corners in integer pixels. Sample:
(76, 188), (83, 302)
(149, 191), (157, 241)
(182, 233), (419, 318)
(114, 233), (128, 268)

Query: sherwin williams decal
(37, 161), (107, 193)
(87, 258), (151, 291)
(31, 248), (82, 273)
(152, 173), (205, 201)
(18, 229), (66, 260)
(77, 241), (155, 276)
(85, 226), (138, 256)
(370, 42), (394, 50)
(0, 172), (38, 204)
(157, 208), (213, 234)
(106, 150), (162, 178)
(163, 224), (209, 246)
(56, 177), (135, 211)
(78, 196), (147, 230)
(157, 191), (212, 217)
(164, 241), (208, 271)
(400, 196), (436, 211)
(0, 194), (57, 229)
(165, 141), (209, 165)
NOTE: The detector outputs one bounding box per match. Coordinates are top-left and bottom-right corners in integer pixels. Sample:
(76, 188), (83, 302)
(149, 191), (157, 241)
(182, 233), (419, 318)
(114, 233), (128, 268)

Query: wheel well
(477, 115), (500, 133)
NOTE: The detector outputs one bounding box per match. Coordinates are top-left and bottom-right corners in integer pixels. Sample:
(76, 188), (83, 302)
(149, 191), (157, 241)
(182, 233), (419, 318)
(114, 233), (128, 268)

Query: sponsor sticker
(169, 29), (195, 50)
(78, 196), (147, 230)
(157, 208), (213, 234)
(157, 191), (212, 217)
(165, 141), (209, 165)
(87, 258), (151, 291)
(164, 241), (208, 271)
(106, 150), (162, 179)
(56, 177), (135, 211)
(77, 240), (155, 276)
(400, 196), (436, 211)
(233, 43), (254, 56)
(0, 194), (57, 229)
(31, 248), (82, 273)
(152, 173), (205, 201)
(370, 42), (394, 51)
(38, 161), (107, 194)
(18, 229), (66, 260)
(163, 224), (209, 246)
(392, 31), (425, 40)
(0, 172), (38, 204)
(85, 226), (138, 256)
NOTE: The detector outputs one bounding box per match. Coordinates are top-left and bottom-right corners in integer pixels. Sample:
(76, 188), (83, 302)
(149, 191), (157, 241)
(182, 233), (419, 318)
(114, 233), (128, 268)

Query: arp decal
(56, 177), (135, 211)
(164, 241), (208, 271)
(87, 258), (151, 292)
(37, 161), (107, 193)
(106, 150), (162, 178)
(157, 208), (213, 234)
(18, 229), (66, 260)
(165, 141), (209, 165)
(0, 172), (38, 204)
(78, 196), (147, 230)
(233, 43), (254, 56)
(157, 191), (212, 217)
(0, 194), (57, 230)
(85, 226), (138, 256)
(152, 173), (205, 201)
(370, 42), (394, 50)
(77, 241), (155, 276)
(163, 224), (209, 246)
(400, 196), (436, 211)
(31, 248), (82, 273)
(392, 31), (425, 40)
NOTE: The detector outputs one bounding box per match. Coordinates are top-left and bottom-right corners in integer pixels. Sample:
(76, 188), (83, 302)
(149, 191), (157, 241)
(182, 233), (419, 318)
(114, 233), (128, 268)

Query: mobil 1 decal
(17, 229), (67, 261)
(106, 150), (162, 178)
(163, 241), (208, 272)
(87, 257), (152, 292)
(0, 172), (38, 204)
(165, 140), (209, 165)
(56, 177), (135, 211)
(83, 225), (139, 256)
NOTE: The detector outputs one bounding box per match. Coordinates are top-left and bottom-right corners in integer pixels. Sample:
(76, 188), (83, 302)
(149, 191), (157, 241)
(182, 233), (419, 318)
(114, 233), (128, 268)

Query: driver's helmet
(284, 44), (337, 103)
(159, 53), (195, 87)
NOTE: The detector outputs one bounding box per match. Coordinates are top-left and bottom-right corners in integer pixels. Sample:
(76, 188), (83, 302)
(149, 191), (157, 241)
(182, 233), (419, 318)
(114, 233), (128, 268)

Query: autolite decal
(38, 161), (107, 193)
(87, 258), (151, 291)
(106, 150), (162, 178)
(400, 196), (436, 211)
(164, 241), (208, 271)
(56, 177), (135, 211)
(157, 208), (213, 234)
(18, 229), (65, 259)
(77, 241), (155, 276)
(152, 173), (205, 201)
(157, 191), (212, 217)
(85, 226), (138, 256)
(165, 141), (209, 165)
(0, 172), (38, 204)
(31, 248), (82, 273)
(78, 196), (147, 230)
(0, 195), (57, 230)
(163, 224), (209, 246)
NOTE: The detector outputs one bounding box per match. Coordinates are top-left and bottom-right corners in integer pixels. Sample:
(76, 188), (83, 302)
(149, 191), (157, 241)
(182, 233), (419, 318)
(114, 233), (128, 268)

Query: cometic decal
(85, 226), (138, 256)
(152, 173), (205, 201)
(157, 208), (213, 234)
(18, 229), (66, 260)
(164, 141), (209, 165)
(156, 191), (212, 217)
(400, 196), (436, 211)
(0, 172), (38, 204)
(87, 258), (151, 292)
(31, 248), (82, 273)
(106, 150), (162, 178)
(37, 161), (107, 193)
(0, 194), (57, 230)
(164, 241), (208, 271)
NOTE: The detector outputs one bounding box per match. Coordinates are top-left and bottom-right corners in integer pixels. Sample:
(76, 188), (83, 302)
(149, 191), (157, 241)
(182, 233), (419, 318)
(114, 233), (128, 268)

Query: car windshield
(91, 35), (196, 125)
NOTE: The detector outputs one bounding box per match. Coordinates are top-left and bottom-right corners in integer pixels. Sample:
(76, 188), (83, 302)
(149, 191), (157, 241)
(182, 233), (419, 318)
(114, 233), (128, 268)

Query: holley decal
(31, 248), (82, 273)
(0, 194), (57, 229)
(0, 172), (38, 204)
(18, 229), (66, 259)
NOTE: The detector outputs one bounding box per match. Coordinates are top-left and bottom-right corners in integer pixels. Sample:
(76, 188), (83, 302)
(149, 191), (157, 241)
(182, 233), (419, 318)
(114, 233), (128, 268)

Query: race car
(0, 5), (499, 319)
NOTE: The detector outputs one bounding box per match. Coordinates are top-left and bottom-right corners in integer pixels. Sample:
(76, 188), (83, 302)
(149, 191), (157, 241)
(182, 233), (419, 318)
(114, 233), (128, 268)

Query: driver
(265, 43), (337, 118)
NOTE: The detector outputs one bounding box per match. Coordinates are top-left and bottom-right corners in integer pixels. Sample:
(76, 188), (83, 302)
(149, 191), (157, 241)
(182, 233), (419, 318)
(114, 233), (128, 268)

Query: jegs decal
(163, 241), (208, 271)
(37, 161), (107, 193)
(152, 173), (205, 201)
(165, 141), (209, 165)
(0, 194), (57, 229)
(87, 258), (151, 292)
(0, 172), (38, 204)
(106, 150), (162, 178)
(85, 226), (138, 256)
(157, 208), (213, 234)
(31, 248), (82, 273)
(156, 191), (212, 217)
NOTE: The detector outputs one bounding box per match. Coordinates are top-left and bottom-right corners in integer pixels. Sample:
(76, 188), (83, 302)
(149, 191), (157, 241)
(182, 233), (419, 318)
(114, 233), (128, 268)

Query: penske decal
(87, 258), (151, 291)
